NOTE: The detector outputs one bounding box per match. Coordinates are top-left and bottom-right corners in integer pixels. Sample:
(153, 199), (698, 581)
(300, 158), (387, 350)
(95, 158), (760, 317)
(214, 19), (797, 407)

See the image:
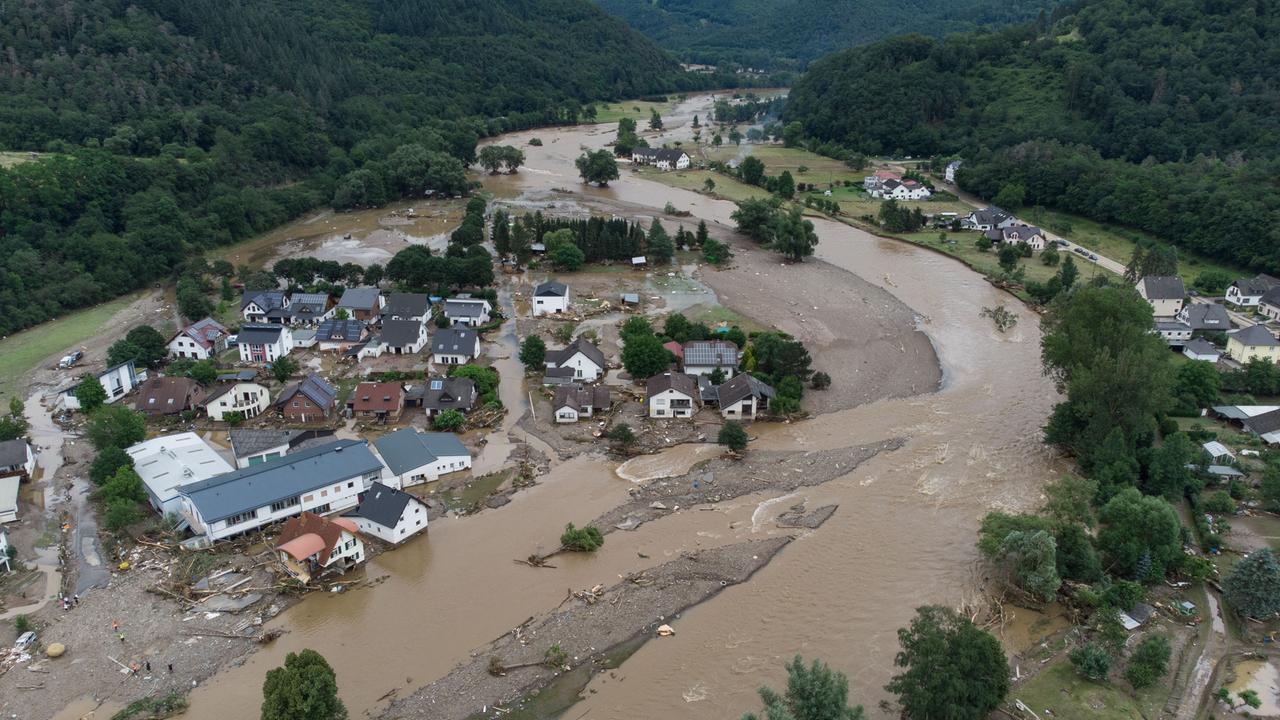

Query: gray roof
(1155, 320), (1191, 332)
(1183, 338), (1221, 356)
(547, 337), (606, 370)
(534, 281), (568, 298)
(432, 328), (478, 355)
(1140, 276), (1186, 301)
(716, 373), (775, 407)
(278, 374), (337, 409)
(968, 206), (1011, 225)
(1003, 224), (1042, 239)
(242, 290), (285, 311)
(181, 440), (381, 524)
(683, 340), (740, 368)
(634, 147), (688, 163)
(1230, 325), (1279, 347)
(444, 299), (489, 318)
(229, 429), (307, 459)
(0, 439), (30, 468)
(418, 377), (475, 411)
(217, 370), (259, 383)
(647, 372), (698, 401)
(235, 324), (285, 345)
(1232, 274), (1280, 297)
(316, 318), (365, 342)
(383, 292), (431, 318)
(1129, 602), (1155, 624)
(379, 319), (424, 347)
(553, 385), (610, 413)
(291, 292), (329, 306)
(1244, 408), (1280, 436)
(344, 481), (422, 529)
(1261, 286), (1280, 309)
(1179, 303), (1230, 330)
(338, 286), (381, 310)
(373, 428), (468, 475)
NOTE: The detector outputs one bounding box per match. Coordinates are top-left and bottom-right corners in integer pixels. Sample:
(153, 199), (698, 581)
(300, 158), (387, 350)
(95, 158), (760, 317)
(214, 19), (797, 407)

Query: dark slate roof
(647, 372), (698, 400)
(134, 376), (203, 414)
(229, 429), (307, 459)
(1260, 286), (1280, 309)
(1232, 274), (1280, 297)
(1003, 224), (1042, 239)
(0, 439), (30, 468)
(1139, 276), (1186, 300)
(1182, 338), (1221, 356)
(534, 281), (568, 297)
(182, 440), (381, 523)
(278, 374), (337, 409)
(968, 206), (1010, 225)
(419, 377), (475, 411)
(432, 328), (478, 355)
(383, 292), (431, 318)
(683, 340), (739, 368)
(716, 373), (776, 408)
(344, 481), (421, 529)
(338, 286), (381, 310)
(316, 318), (365, 342)
(175, 318), (230, 350)
(553, 385), (610, 413)
(235, 324), (285, 345)
(379, 319), (424, 347)
(547, 337), (606, 370)
(373, 429), (469, 475)
(444, 298), (490, 318)
(1245, 408), (1280, 435)
(1179, 303), (1230, 330)
(1231, 325), (1279, 347)
(241, 290), (285, 311)
(217, 370), (259, 383)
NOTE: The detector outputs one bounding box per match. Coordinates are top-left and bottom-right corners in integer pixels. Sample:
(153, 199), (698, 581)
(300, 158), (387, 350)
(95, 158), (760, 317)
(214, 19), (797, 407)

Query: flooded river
(176, 93), (1064, 719)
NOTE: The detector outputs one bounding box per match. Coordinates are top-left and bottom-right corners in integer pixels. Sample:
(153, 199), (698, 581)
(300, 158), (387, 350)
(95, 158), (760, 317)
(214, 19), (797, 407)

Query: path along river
(176, 93), (1066, 720)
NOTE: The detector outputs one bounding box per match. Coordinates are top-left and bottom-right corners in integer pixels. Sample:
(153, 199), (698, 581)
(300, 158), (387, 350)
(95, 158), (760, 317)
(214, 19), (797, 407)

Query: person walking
(167, 663), (173, 674)
(145, 661), (152, 673)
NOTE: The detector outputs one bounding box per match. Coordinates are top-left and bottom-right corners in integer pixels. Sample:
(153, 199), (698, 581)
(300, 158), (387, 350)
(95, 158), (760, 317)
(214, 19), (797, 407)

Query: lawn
(702, 144), (865, 186)
(635, 167), (770, 203)
(811, 185), (972, 219)
(0, 151), (49, 168)
(0, 293), (141, 404)
(593, 98), (683, 125)
(1014, 657), (1169, 720)
(892, 231), (1115, 288)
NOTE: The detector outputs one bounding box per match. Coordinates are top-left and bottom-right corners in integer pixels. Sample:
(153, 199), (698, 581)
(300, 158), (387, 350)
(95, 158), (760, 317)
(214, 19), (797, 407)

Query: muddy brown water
(172, 94), (1064, 720)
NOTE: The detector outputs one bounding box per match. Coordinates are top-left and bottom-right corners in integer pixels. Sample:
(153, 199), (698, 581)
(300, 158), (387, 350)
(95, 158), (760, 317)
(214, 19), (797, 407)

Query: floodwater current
(175, 93), (1066, 720)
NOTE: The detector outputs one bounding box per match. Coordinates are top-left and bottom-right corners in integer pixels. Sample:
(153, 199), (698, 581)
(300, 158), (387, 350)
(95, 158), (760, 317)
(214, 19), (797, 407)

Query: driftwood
(513, 555), (556, 569)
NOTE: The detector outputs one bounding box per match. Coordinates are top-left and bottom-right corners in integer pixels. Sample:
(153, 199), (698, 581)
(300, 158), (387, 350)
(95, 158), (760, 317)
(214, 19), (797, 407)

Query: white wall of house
(721, 396), (762, 421)
(236, 443), (290, 469)
(555, 406), (580, 423)
(684, 364), (735, 378)
(280, 529), (364, 579)
(550, 352), (602, 381)
(1226, 286), (1262, 307)
(350, 500), (429, 545)
(1183, 347), (1221, 362)
(62, 364), (142, 410)
(649, 389), (696, 418)
(206, 383), (271, 421)
(532, 294), (569, 316)
(1144, 297), (1184, 317)
(1261, 302), (1280, 322)
(389, 454), (472, 488)
(387, 326), (428, 354)
(168, 335), (216, 360)
(187, 468), (381, 542)
(0, 443), (36, 478)
(432, 352), (470, 366)
(237, 331), (294, 364)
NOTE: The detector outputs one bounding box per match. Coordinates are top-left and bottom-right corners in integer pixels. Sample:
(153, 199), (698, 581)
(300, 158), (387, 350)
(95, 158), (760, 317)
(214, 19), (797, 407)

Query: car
(14, 631), (36, 652)
(1088, 253), (1099, 261)
(1051, 239), (1069, 248)
(1073, 247), (1086, 255)
(57, 350), (83, 369)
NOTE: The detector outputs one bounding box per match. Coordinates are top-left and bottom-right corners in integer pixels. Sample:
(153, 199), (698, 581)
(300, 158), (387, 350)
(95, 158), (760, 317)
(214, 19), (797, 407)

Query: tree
(90, 446), (134, 486)
(718, 422), (749, 452)
(997, 245), (1020, 273)
(885, 606), (1009, 720)
(576, 150), (619, 186)
(1096, 488), (1182, 580)
(433, 409), (465, 431)
(606, 423), (635, 446)
(519, 336), (546, 368)
(549, 243), (585, 271)
(189, 360), (219, 385)
(1124, 635), (1170, 689)
(647, 221), (675, 265)
(1172, 360), (1221, 415)
(478, 145), (523, 174)
(776, 170), (796, 199)
(811, 371), (831, 390)
(742, 656), (865, 720)
(992, 183), (1026, 209)
(560, 523), (603, 552)
(740, 156), (766, 186)
(1054, 524), (1102, 582)
(994, 530), (1062, 602)
(1144, 432), (1197, 499)
(771, 206), (819, 261)
(695, 221), (709, 246)
(74, 375), (109, 412)
(107, 325), (168, 369)
(621, 333), (672, 380)
(85, 405), (147, 450)
(752, 333), (813, 381)
(100, 466), (148, 505)
(729, 127), (742, 146)
(1223, 548), (1280, 618)
(261, 649), (348, 720)
(648, 109), (663, 130)
(271, 356), (299, 383)
(620, 315), (654, 343)
(104, 498), (143, 532)
(1040, 246), (1060, 266)
(1041, 475), (1098, 528)
(703, 178), (716, 193)
(703, 238), (732, 265)
(1069, 644), (1111, 681)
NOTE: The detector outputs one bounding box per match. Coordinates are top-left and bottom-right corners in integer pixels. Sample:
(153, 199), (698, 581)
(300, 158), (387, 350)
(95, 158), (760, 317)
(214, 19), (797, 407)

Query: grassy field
(593, 98), (683, 125)
(702, 144), (865, 187)
(0, 293), (140, 403)
(812, 184), (972, 218)
(0, 151), (47, 168)
(892, 230), (1117, 287)
(635, 167), (770, 203)
(1014, 657), (1169, 720)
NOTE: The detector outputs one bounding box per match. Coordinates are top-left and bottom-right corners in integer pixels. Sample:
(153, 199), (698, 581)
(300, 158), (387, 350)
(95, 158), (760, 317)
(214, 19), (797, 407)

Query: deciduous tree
(261, 649), (348, 720)
(885, 606), (1009, 720)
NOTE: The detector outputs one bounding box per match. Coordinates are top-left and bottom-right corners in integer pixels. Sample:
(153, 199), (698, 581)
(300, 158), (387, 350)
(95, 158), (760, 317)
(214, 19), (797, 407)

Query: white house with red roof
(168, 318), (231, 360)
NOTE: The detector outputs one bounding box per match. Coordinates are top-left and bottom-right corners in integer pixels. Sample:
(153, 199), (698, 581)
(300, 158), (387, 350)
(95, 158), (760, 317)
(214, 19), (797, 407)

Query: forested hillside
(784, 0), (1280, 271)
(0, 0), (711, 336)
(593, 0), (1061, 70)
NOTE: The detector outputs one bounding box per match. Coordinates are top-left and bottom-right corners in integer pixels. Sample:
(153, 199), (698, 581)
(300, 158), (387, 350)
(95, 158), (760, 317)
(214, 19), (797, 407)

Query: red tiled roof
(349, 382), (405, 413)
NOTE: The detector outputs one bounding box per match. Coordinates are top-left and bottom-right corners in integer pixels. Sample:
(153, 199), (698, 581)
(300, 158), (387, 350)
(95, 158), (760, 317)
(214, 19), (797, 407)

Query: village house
(431, 328), (480, 365)
(202, 371), (271, 421)
(168, 318), (231, 360)
(553, 384), (611, 423)
(944, 160), (962, 184)
(373, 319), (429, 356)
(180, 439), (384, 543)
(229, 428), (334, 469)
(1259, 287), (1280, 322)
(862, 169), (901, 193)
(962, 206), (1016, 231)
(59, 360), (144, 410)
(410, 376), (476, 418)
(336, 287), (384, 322)
(682, 340), (740, 377)
(343, 481), (429, 545)
(275, 512), (365, 583)
(997, 224), (1046, 251)
(715, 373), (775, 421)
(234, 324), (294, 364)
(1226, 325), (1280, 364)
(545, 337), (606, 382)
(871, 178), (931, 201)
(241, 290), (287, 324)
(125, 432), (234, 516)
(1155, 320), (1192, 346)
(0, 439), (36, 481)
(1225, 274), (1280, 308)
(1137, 276), (1186, 318)
(1238, 408), (1280, 445)
(631, 147), (692, 171)
(372, 428), (472, 488)
(532, 281), (570, 316)
(276, 373), (338, 422)
(276, 292), (332, 326)
(1177, 303), (1231, 333)
(382, 293), (432, 323)
(133, 376), (205, 417)
(647, 372), (700, 419)
(1182, 338), (1222, 363)
(314, 318), (366, 353)
(443, 297), (493, 327)
(348, 382), (405, 422)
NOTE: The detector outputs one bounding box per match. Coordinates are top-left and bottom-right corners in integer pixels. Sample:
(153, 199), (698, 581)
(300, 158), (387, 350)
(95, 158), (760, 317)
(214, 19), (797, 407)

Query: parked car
(57, 350), (83, 369)
(14, 631), (37, 652)
(1051, 239), (1069, 248)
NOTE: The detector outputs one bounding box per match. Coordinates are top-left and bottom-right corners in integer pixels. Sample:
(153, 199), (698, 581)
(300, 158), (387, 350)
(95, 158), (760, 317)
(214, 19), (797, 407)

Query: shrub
(104, 498), (143, 532)
(1069, 644), (1111, 681)
(433, 409), (465, 431)
(811, 371), (831, 390)
(14, 615), (30, 633)
(560, 523), (603, 552)
(1124, 635), (1171, 689)
(718, 422), (749, 452)
(606, 424), (635, 445)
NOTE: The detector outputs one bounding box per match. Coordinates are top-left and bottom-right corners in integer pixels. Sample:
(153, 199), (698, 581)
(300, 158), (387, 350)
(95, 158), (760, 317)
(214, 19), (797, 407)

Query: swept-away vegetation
(785, 0), (1280, 273)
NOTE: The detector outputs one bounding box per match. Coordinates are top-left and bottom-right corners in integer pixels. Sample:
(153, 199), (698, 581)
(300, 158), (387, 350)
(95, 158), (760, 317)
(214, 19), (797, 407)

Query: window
(320, 489), (328, 497)
(312, 503), (331, 514)
(347, 482), (355, 489)
(270, 496), (301, 512)
(225, 510), (258, 526)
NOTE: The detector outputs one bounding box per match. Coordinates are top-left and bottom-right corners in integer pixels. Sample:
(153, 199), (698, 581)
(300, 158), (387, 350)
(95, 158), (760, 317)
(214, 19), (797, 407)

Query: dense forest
(0, 0), (726, 336)
(784, 0), (1280, 272)
(593, 0), (1060, 70)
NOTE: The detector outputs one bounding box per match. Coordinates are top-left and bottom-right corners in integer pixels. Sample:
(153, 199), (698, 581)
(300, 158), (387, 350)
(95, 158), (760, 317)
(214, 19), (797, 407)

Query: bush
(718, 422), (749, 452)
(606, 424), (635, 445)
(1200, 490), (1235, 514)
(560, 523), (603, 552)
(104, 498), (143, 532)
(1069, 643), (1111, 681)
(14, 615), (30, 633)
(519, 335), (546, 368)
(433, 409), (465, 431)
(810, 371), (831, 390)
(89, 446), (134, 486)
(1124, 635), (1170, 689)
